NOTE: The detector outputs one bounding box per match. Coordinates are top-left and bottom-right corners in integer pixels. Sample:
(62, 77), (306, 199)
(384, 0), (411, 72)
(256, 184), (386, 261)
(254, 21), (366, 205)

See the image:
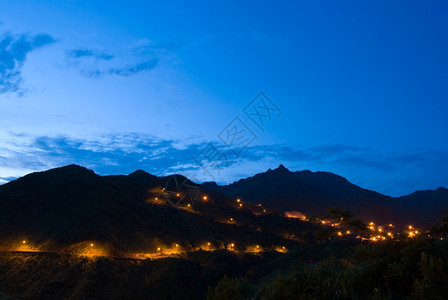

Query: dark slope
(203, 165), (400, 225)
(0, 164), (129, 247)
(102, 169), (162, 202)
(0, 165), (315, 254)
(1, 162), (446, 252)
(396, 187), (448, 227)
(103, 170), (200, 203)
(0, 247), (314, 300)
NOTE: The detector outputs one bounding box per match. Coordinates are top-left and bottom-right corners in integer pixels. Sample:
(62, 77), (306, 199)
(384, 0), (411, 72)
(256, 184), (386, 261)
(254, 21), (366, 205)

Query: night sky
(0, 1), (447, 196)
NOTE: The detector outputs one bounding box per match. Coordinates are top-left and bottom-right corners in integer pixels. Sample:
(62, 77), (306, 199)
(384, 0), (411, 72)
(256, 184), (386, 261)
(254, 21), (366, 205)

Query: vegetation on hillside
(207, 238), (448, 300)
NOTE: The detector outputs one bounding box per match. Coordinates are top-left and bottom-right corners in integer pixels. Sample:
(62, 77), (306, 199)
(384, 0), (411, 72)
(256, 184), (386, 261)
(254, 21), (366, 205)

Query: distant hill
(396, 187), (448, 227)
(203, 165), (448, 227)
(203, 165), (399, 225)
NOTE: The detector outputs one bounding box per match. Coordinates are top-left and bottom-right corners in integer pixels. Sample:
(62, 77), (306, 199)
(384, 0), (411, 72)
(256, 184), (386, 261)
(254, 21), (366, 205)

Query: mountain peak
(129, 169), (151, 177)
(48, 164), (96, 176)
(277, 164), (289, 171)
(59, 164), (85, 170)
(268, 164), (290, 173)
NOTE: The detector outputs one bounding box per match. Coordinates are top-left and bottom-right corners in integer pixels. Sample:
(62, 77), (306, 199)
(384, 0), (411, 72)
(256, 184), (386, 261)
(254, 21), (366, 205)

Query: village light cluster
(407, 225), (420, 238)
(333, 220), (425, 242)
(304, 216), (427, 242)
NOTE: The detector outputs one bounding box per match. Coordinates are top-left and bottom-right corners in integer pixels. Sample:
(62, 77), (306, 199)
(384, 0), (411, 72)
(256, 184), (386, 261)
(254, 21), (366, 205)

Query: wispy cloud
(0, 133), (210, 178)
(132, 39), (181, 61)
(107, 59), (158, 76)
(65, 39), (177, 78)
(66, 48), (114, 60)
(73, 58), (159, 78)
(0, 132), (446, 196)
(0, 32), (56, 95)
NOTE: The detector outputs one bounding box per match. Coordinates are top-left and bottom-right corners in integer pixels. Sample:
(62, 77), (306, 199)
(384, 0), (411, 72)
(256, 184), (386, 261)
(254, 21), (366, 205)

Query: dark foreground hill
(2, 239), (448, 299)
(1, 163), (447, 255)
(0, 165), (316, 255)
(1, 164), (448, 299)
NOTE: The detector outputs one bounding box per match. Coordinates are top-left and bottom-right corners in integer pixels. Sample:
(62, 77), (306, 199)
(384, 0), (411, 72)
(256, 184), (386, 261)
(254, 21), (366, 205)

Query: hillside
(0, 163), (447, 257)
(0, 165), (316, 255)
(397, 187), (448, 227)
(1, 164), (448, 299)
(203, 165), (401, 225)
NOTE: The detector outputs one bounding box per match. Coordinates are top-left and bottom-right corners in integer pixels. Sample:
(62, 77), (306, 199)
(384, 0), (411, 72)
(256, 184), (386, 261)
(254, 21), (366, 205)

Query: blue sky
(0, 0), (447, 196)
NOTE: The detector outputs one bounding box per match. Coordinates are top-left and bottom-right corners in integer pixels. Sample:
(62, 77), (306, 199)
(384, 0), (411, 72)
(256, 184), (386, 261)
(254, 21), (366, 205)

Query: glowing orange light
(282, 246), (286, 250)
(175, 244), (179, 247)
(155, 197), (158, 200)
(187, 204), (191, 207)
(372, 237), (377, 241)
(239, 203), (243, 207)
(369, 222), (374, 226)
(236, 199), (241, 202)
(409, 225), (413, 229)
(157, 247), (161, 251)
(90, 243), (94, 247)
(207, 242), (211, 246)
(378, 228), (383, 232)
(258, 204), (261, 207)
(263, 209), (266, 212)
(176, 193), (180, 197)
(389, 224), (393, 227)
(346, 231), (351, 234)
(230, 218), (233, 221)
(22, 240), (26, 244)
(230, 243), (235, 247)
(337, 232), (342, 236)
(203, 196), (208, 200)
(256, 245), (260, 248)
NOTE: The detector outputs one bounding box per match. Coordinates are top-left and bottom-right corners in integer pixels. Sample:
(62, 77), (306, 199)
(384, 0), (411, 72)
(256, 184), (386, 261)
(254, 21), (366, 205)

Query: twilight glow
(1, 1), (447, 196)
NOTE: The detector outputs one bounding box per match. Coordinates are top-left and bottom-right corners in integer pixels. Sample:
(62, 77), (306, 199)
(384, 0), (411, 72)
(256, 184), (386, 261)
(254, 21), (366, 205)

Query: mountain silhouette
(0, 163), (447, 256)
(0, 165), (315, 255)
(202, 165), (399, 224)
(396, 187), (448, 227)
(203, 165), (447, 227)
